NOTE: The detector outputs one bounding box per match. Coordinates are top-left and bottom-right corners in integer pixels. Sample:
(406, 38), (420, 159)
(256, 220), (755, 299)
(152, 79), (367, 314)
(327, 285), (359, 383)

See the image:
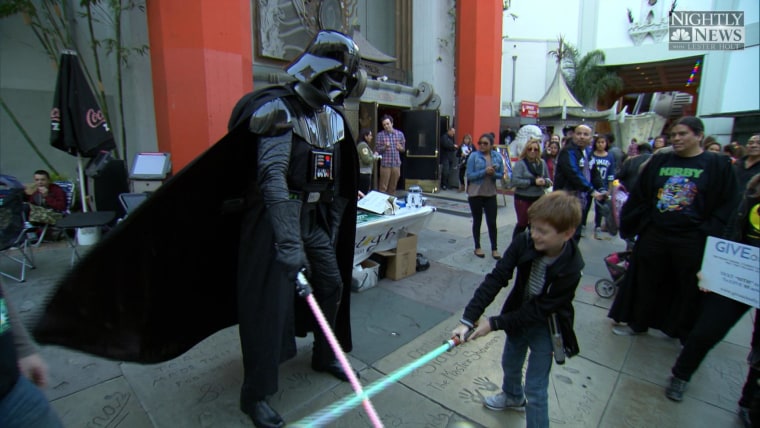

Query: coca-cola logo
(86, 109), (107, 129)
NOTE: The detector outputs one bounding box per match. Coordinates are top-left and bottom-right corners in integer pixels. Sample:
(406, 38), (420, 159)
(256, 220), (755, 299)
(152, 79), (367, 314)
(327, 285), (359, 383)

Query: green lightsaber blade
(293, 339), (458, 427)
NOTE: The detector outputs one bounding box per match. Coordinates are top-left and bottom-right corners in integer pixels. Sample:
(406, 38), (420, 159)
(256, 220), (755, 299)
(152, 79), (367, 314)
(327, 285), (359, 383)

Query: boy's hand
(452, 320), (493, 342)
(452, 324), (470, 341)
(470, 321), (492, 340)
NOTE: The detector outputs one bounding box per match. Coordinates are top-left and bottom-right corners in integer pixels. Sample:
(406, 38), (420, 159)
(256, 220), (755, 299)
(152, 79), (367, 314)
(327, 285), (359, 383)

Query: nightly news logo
(669, 11), (745, 50)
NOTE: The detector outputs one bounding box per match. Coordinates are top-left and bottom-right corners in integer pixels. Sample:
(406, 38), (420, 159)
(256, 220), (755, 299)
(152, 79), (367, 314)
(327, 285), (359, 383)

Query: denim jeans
(0, 375), (63, 428)
(501, 324), (553, 428)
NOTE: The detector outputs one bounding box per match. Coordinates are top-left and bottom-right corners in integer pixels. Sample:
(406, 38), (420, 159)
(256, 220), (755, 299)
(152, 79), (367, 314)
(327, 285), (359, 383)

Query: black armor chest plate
(287, 106), (345, 193)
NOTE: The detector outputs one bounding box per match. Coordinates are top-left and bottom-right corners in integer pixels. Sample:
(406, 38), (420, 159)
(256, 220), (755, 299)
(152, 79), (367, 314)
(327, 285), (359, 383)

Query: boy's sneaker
(665, 376), (688, 402)
(483, 392), (526, 411)
(594, 227), (602, 240)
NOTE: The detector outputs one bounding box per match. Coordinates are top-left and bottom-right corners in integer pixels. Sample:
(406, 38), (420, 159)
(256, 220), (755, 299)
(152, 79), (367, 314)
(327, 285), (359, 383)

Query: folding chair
(33, 180), (75, 246)
(0, 188), (36, 282)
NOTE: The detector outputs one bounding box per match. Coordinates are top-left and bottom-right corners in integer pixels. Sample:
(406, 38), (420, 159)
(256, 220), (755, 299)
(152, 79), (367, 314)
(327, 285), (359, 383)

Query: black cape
(33, 87), (358, 363)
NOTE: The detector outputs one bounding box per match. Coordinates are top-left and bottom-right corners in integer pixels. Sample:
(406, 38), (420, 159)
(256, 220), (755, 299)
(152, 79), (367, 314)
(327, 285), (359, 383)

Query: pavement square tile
(600, 374), (744, 428)
(377, 261), (484, 313)
(286, 368), (460, 427)
(50, 376), (153, 428)
(573, 302), (630, 371)
(350, 286), (452, 364)
(42, 345), (123, 401)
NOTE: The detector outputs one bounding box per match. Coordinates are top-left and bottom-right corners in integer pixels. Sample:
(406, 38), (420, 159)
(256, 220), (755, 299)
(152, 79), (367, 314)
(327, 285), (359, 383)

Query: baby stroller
(595, 251), (632, 298)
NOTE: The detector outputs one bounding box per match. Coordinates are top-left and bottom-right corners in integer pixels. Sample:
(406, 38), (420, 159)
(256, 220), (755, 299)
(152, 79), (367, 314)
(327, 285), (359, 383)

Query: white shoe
(483, 392), (526, 411)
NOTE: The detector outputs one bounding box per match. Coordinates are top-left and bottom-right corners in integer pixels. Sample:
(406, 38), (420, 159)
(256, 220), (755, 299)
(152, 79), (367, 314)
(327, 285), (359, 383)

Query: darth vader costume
(34, 30), (364, 428)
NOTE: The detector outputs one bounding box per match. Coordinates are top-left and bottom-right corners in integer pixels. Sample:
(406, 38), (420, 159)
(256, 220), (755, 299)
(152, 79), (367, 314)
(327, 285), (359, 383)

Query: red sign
(520, 101), (539, 118)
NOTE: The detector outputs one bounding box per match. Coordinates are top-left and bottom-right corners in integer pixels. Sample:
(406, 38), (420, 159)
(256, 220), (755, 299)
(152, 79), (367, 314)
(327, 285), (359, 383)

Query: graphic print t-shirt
(650, 152), (711, 232)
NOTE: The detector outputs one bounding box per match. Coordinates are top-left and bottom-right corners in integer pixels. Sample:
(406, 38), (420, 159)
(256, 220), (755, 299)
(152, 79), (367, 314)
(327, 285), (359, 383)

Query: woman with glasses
(511, 138), (552, 238)
(357, 129), (375, 194)
(466, 133), (504, 259)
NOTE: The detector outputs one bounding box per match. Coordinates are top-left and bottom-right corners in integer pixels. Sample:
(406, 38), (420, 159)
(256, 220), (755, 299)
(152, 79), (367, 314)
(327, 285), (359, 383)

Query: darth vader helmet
(286, 30), (366, 107)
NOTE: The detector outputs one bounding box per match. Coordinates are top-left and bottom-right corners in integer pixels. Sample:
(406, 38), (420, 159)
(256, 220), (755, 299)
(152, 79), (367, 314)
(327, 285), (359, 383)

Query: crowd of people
(453, 121), (759, 427)
(345, 117), (759, 427)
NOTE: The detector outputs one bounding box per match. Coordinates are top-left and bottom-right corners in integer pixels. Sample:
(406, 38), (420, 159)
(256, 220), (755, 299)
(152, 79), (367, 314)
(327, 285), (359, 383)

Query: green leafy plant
(548, 35), (622, 107)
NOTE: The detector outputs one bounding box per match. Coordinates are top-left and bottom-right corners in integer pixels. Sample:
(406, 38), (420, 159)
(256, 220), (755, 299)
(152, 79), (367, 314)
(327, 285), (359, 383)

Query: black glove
(267, 200), (307, 278)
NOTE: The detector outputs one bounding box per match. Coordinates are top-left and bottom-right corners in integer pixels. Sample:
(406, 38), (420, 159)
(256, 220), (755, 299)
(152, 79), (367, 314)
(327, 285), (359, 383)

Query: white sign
(353, 207), (434, 265)
(670, 11), (745, 51)
(700, 236), (759, 308)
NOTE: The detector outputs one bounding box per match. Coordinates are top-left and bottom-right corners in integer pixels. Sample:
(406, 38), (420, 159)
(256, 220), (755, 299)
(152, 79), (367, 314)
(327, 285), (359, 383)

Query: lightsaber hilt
(447, 328), (475, 349)
(295, 269), (312, 297)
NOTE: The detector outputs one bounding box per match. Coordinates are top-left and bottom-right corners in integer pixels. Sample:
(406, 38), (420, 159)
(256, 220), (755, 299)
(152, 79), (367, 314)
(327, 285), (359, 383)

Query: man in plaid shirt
(375, 114), (406, 194)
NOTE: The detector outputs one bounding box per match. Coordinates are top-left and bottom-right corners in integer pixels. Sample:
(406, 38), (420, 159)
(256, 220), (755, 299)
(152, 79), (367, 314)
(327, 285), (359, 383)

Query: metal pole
(511, 55), (518, 115)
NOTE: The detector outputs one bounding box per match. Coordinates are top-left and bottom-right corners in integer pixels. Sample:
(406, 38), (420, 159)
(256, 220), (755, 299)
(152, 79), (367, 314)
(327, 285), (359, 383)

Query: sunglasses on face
(527, 148), (539, 152)
(479, 141), (490, 146)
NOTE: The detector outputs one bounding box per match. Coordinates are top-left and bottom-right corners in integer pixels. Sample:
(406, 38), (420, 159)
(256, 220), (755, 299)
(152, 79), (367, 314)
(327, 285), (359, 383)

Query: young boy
(452, 191), (584, 428)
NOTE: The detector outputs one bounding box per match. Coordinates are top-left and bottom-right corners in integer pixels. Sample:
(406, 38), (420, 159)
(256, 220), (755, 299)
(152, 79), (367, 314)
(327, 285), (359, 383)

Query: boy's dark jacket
(462, 231), (584, 358)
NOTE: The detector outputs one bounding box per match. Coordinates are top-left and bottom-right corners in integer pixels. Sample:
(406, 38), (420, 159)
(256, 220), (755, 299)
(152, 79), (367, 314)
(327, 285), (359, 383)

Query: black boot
(312, 358), (360, 382)
(312, 330), (359, 382)
(242, 399), (284, 428)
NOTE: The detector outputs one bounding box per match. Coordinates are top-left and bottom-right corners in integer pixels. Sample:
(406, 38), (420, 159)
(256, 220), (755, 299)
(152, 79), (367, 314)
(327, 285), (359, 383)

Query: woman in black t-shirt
(609, 117), (740, 343)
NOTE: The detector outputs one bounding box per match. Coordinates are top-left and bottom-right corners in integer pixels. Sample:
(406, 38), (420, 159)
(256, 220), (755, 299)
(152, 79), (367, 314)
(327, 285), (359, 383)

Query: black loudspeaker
(93, 159), (129, 219)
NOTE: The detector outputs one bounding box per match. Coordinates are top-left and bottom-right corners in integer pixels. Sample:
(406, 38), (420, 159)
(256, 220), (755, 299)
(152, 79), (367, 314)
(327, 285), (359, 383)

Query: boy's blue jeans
(501, 324), (553, 428)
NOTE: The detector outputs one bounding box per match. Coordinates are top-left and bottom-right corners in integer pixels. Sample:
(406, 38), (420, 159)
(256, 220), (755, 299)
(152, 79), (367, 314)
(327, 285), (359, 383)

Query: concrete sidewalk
(2, 189), (752, 427)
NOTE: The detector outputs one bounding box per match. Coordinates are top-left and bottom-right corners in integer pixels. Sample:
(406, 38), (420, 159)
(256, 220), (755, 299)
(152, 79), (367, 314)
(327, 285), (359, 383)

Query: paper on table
(357, 191), (398, 215)
(700, 236), (759, 308)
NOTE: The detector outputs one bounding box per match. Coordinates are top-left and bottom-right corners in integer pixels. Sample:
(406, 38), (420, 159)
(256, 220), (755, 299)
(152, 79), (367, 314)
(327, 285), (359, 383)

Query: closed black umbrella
(50, 50), (115, 211)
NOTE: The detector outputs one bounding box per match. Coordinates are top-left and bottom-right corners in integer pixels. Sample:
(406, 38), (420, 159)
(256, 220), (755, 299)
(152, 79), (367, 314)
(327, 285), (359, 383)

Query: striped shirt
(376, 129), (405, 167)
(525, 251), (561, 299)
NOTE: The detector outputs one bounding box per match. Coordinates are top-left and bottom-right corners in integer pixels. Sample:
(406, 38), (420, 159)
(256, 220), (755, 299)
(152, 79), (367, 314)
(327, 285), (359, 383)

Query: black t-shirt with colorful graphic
(650, 152), (711, 232)
(0, 286), (20, 399)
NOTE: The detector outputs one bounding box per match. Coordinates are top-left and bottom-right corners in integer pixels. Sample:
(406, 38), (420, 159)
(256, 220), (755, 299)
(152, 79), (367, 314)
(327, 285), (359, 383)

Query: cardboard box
(351, 259), (380, 292)
(375, 233), (418, 280)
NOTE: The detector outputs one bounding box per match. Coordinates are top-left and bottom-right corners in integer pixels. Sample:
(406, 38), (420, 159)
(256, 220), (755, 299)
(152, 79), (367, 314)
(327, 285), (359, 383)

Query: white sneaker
(483, 392), (526, 411)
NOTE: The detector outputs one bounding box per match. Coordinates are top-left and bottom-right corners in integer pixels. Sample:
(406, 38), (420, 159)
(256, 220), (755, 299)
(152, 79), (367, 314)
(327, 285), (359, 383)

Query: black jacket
(554, 142), (602, 193)
(462, 232), (584, 358)
(440, 133), (457, 162)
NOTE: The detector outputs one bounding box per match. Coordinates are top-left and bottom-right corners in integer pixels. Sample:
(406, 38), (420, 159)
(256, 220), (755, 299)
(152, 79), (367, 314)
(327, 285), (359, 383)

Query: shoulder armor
(249, 98), (293, 136)
(291, 105), (346, 149)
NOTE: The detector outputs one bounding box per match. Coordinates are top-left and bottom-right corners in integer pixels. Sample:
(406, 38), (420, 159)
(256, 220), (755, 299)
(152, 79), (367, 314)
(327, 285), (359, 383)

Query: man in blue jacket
(553, 124), (605, 241)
